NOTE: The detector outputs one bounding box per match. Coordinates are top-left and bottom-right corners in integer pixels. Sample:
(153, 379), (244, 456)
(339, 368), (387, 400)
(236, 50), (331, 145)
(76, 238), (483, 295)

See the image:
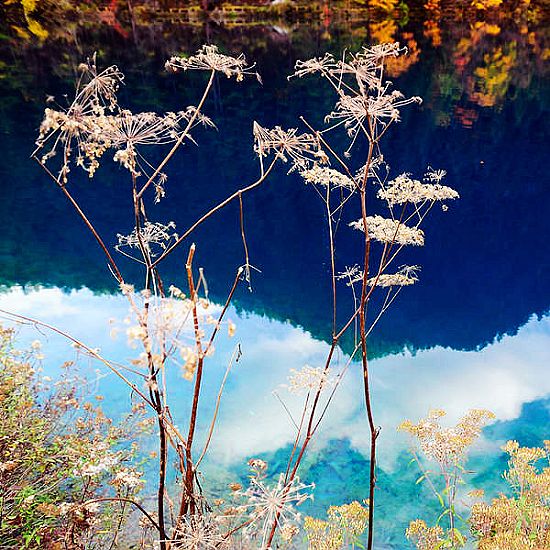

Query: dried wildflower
(357, 42), (405, 64)
(75, 54), (124, 111)
(112, 467), (144, 489)
(239, 473), (313, 548)
(367, 89), (422, 122)
(285, 365), (334, 395)
(406, 519), (444, 550)
(327, 501), (370, 539)
(292, 43), (404, 88)
(181, 349), (198, 381)
(325, 94), (370, 139)
(355, 155), (388, 184)
(253, 122), (322, 171)
(349, 215), (425, 246)
(304, 516), (344, 550)
(116, 221), (178, 258)
(166, 45), (259, 82)
(378, 172), (459, 206)
(470, 468), (550, 550)
(425, 167), (447, 184)
(291, 53), (337, 79)
(35, 56), (124, 181)
(326, 90), (421, 137)
(280, 523), (300, 542)
(304, 500), (369, 549)
(36, 53), (216, 187)
(75, 442), (120, 477)
(337, 265), (363, 287)
(502, 439), (548, 494)
(300, 164), (356, 191)
(126, 325), (148, 348)
(248, 458), (268, 476)
(399, 409), (495, 466)
(293, 44), (421, 158)
(172, 514), (229, 549)
(368, 265), (421, 287)
(119, 283), (134, 297)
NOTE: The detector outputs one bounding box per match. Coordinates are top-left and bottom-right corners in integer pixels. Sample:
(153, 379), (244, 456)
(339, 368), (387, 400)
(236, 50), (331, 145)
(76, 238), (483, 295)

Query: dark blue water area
(1, 37), (549, 353)
(1, 15), (550, 548)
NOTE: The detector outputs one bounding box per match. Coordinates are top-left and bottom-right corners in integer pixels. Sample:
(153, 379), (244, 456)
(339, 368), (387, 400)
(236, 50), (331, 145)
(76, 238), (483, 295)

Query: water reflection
(6, 286), (550, 457)
(2, 285), (549, 545)
(1, 2), (549, 546)
(0, 50), (548, 355)
(1, 3), (549, 355)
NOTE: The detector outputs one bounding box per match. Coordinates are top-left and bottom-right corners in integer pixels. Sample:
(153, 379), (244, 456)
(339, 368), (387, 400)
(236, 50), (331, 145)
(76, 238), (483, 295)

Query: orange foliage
(386, 33), (421, 77)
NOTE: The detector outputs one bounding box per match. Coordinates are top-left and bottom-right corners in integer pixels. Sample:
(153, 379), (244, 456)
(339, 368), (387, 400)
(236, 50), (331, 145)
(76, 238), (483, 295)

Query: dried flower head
(34, 56), (125, 181)
(368, 265), (421, 287)
(378, 172), (459, 206)
(285, 365), (334, 395)
(112, 467), (144, 489)
(300, 164), (356, 191)
(337, 265), (363, 287)
(253, 122), (323, 171)
(327, 501), (370, 538)
(116, 221), (178, 259)
(399, 409), (495, 466)
(166, 45), (259, 82)
(172, 514), (229, 549)
(248, 458), (268, 476)
(304, 500), (370, 549)
(349, 215), (425, 246)
(304, 516), (344, 550)
(291, 53), (338, 79)
(326, 90), (421, 138)
(238, 473), (313, 548)
(292, 44), (421, 156)
(406, 519), (444, 550)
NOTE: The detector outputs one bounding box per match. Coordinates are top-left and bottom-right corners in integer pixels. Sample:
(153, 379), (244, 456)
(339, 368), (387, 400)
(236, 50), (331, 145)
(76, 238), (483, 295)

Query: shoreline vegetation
(2, 324), (549, 548)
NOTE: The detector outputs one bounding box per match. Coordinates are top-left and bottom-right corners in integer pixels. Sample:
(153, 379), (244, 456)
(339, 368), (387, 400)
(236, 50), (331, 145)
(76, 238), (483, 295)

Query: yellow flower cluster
(470, 440), (550, 549)
(399, 409), (495, 466)
(405, 519), (444, 550)
(304, 500), (369, 549)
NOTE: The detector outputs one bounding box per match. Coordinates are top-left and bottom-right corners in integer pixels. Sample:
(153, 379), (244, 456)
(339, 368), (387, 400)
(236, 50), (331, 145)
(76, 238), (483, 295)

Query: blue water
(1, 5), (549, 548)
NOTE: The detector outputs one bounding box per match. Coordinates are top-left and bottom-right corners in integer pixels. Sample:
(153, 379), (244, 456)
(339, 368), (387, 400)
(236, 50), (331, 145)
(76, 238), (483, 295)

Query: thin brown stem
(195, 344), (240, 468)
(182, 244), (203, 516)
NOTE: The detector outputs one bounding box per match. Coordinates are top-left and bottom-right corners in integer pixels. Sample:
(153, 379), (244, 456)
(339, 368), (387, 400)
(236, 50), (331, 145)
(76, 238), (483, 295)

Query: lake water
(1, 2), (549, 547)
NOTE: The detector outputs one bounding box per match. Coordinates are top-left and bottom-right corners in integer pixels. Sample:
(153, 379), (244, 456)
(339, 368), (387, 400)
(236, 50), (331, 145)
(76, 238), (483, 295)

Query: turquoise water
(1, 4), (549, 547)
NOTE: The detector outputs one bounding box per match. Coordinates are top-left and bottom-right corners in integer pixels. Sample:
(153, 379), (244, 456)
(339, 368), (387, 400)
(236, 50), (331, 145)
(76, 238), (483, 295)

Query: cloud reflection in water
(1, 286), (548, 470)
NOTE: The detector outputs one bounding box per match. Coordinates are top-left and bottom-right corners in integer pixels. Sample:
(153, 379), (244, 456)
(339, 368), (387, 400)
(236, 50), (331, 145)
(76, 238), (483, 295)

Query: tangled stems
(27, 44), (459, 549)
(264, 45), (457, 548)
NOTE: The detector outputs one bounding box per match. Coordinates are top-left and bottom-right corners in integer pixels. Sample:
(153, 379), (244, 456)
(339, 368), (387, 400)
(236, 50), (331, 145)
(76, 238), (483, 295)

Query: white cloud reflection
(1, 286), (549, 469)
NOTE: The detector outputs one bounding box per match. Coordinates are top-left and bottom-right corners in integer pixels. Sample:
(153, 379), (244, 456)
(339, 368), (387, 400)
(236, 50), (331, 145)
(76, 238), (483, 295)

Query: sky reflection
(2, 285), (549, 470)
